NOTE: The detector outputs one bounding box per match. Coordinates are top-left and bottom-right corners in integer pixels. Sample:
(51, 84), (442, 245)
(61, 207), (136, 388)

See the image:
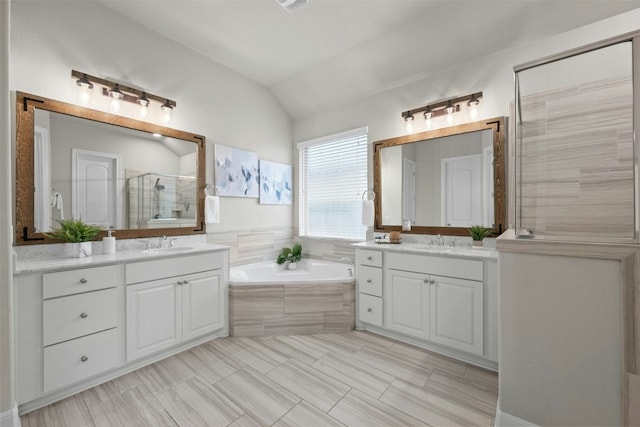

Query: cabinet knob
(429, 279), (435, 284)
(423, 278), (429, 283)
(177, 280), (184, 285)
(367, 307), (372, 312)
(80, 278), (88, 284)
(367, 256), (373, 261)
(367, 279), (372, 283)
(183, 280), (189, 285)
(80, 312), (88, 319)
(81, 356), (88, 362)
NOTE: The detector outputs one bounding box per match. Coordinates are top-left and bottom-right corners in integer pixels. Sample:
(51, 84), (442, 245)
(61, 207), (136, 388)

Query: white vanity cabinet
(355, 245), (497, 368)
(126, 252), (226, 361)
(355, 249), (383, 326)
(14, 245), (229, 414)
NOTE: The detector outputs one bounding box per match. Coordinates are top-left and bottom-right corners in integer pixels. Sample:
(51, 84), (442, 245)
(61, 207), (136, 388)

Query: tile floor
(21, 331), (498, 426)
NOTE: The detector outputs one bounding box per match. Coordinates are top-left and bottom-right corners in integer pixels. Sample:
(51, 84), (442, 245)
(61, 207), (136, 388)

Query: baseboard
(0, 402), (20, 427)
(495, 402), (540, 427)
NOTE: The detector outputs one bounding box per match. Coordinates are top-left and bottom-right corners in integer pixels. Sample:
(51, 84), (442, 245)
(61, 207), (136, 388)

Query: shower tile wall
(517, 75), (634, 240)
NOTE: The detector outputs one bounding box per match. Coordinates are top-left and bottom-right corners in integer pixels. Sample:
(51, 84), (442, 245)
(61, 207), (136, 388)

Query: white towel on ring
(205, 195), (220, 224)
(361, 199), (374, 227)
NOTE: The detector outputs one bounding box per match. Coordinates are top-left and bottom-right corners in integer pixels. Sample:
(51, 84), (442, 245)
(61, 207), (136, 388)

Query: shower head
(154, 178), (165, 191)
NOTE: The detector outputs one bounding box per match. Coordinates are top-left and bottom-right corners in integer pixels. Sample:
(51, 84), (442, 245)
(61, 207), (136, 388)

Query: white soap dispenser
(103, 230), (116, 254)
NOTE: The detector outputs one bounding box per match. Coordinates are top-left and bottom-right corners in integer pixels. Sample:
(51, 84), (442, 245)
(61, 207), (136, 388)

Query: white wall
(10, 0), (293, 235)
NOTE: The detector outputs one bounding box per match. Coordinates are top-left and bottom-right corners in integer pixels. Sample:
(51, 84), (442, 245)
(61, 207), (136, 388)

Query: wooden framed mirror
(373, 117), (506, 236)
(15, 92), (206, 245)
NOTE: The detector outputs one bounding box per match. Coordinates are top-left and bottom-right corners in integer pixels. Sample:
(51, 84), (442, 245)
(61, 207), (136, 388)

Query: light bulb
(424, 111), (432, 129)
(110, 98), (121, 113)
(75, 74), (93, 106)
(404, 115), (414, 133)
(468, 99), (479, 120)
(138, 93), (150, 119)
(446, 104), (455, 124)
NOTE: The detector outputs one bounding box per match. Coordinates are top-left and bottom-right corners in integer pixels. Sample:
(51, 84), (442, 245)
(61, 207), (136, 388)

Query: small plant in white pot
(469, 225), (492, 248)
(276, 243), (302, 270)
(44, 218), (102, 258)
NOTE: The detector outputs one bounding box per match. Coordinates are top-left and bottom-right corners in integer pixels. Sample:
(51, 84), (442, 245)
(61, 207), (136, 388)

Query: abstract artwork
(214, 144), (260, 198)
(259, 160), (292, 205)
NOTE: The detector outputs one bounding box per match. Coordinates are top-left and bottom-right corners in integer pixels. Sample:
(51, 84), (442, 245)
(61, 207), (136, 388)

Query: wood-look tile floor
(21, 331), (498, 427)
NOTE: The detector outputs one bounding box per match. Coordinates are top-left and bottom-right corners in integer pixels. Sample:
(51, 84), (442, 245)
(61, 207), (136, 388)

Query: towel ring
(361, 190), (376, 201)
(204, 183), (219, 196)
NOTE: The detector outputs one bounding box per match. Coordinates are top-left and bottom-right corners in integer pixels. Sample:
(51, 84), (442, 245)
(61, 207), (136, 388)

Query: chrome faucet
(340, 257), (354, 277)
(157, 235), (167, 248)
(437, 234), (445, 246)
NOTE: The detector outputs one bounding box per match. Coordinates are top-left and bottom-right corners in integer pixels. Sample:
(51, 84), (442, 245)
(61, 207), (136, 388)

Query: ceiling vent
(276, 0), (309, 13)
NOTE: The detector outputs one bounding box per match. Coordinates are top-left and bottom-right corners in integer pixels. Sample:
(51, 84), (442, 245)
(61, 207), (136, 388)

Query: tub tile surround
(230, 281), (355, 337)
(21, 331), (498, 427)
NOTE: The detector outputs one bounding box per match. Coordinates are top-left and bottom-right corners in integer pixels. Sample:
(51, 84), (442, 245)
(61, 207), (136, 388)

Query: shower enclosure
(127, 172), (196, 228)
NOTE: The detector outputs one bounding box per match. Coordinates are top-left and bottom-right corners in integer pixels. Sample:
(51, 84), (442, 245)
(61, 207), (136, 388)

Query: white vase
(64, 242), (92, 258)
(288, 262), (297, 270)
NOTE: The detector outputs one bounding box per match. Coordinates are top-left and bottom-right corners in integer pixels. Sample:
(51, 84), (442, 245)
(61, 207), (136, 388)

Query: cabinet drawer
(43, 288), (118, 346)
(43, 328), (118, 392)
(385, 252), (482, 281)
(357, 265), (382, 297)
(43, 265), (119, 299)
(359, 293), (382, 327)
(356, 249), (382, 267)
(126, 252), (224, 284)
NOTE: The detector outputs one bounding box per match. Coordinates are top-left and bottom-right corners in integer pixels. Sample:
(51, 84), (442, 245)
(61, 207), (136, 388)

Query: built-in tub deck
(229, 259), (355, 336)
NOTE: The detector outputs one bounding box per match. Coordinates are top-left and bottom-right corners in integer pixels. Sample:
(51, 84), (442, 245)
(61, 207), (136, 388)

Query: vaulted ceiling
(98, 0), (640, 120)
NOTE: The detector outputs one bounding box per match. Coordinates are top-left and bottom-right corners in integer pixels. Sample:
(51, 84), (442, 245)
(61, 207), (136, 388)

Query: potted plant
(276, 243), (302, 270)
(469, 225), (492, 248)
(44, 218), (102, 258)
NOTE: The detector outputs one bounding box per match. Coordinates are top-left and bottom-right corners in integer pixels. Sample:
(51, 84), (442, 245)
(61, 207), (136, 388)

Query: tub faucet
(339, 257), (354, 277)
(437, 234), (445, 246)
(157, 235), (167, 248)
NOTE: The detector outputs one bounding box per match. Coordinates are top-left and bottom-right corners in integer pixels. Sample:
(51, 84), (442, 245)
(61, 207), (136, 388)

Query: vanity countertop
(353, 241), (497, 260)
(13, 243), (230, 274)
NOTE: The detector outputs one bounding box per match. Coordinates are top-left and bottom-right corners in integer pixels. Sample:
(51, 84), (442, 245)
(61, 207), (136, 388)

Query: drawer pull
(367, 307), (372, 312)
(80, 312), (88, 319)
(366, 279), (372, 283)
(367, 256), (373, 261)
(80, 278), (88, 284)
(80, 356), (88, 362)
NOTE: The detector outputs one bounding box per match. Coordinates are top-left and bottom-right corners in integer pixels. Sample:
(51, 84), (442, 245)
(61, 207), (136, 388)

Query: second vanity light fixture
(402, 91), (482, 132)
(72, 70), (176, 124)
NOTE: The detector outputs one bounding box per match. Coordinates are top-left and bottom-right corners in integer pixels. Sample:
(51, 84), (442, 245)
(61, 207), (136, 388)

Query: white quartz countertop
(14, 243), (230, 274)
(353, 241), (497, 260)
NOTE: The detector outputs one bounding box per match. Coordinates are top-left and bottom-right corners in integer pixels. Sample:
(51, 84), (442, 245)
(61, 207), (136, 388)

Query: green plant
(469, 225), (492, 241)
(44, 218), (102, 243)
(276, 243), (302, 264)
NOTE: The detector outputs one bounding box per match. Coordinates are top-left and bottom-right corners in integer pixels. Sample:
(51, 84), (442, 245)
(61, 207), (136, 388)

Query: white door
(383, 269), (429, 339)
(72, 149), (121, 229)
(429, 275), (483, 356)
(442, 154), (482, 227)
(126, 278), (182, 362)
(402, 158), (416, 224)
(182, 270), (224, 340)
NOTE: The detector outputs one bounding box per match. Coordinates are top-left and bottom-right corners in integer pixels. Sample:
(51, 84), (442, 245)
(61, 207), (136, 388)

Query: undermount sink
(143, 246), (194, 254)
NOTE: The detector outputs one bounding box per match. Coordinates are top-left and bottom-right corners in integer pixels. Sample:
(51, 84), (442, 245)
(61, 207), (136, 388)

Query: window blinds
(298, 127), (368, 240)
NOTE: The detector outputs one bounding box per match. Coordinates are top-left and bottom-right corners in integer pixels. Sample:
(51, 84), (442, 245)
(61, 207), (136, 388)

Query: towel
(361, 199), (374, 227)
(205, 195), (220, 224)
(50, 192), (64, 220)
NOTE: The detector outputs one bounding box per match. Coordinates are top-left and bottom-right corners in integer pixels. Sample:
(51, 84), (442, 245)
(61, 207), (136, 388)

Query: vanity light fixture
(401, 91), (482, 130)
(70, 70), (177, 123)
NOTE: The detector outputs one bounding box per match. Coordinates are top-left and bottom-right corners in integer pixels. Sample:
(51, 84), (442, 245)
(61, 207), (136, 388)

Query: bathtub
(230, 259), (353, 285)
(229, 259), (355, 337)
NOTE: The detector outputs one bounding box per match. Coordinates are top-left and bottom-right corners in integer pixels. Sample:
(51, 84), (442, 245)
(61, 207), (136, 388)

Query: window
(298, 127), (368, 240)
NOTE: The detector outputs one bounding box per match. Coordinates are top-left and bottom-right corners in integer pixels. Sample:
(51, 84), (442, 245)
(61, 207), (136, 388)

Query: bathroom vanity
(13, 244), (229, 413)
(354, 242), (497, 369)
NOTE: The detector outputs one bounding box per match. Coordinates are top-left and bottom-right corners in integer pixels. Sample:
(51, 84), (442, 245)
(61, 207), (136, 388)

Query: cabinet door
(182, 270), (224, 341)
(429, 275), (483, 356)
(383, 269), (429, 339)
(126, 278), (182, 361)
